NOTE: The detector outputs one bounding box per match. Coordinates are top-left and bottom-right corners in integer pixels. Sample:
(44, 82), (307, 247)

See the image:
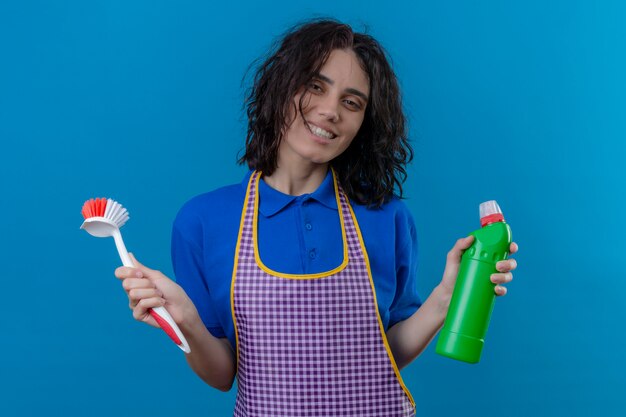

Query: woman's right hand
(114, 253), (199, 329)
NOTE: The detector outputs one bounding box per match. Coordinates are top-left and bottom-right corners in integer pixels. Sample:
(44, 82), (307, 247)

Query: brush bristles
(104, 198), (129, 228)
(81, 198), (106, 218)
(81, 197), (130, 228)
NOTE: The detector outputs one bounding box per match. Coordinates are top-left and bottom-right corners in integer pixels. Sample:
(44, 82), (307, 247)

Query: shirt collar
(244, 169), (338, 217)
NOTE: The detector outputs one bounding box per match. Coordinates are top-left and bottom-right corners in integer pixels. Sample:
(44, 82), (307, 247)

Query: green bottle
(435, 200), (512, 364)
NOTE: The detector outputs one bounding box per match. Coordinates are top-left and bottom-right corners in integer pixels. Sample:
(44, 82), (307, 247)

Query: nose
(317, 95), (339, 122)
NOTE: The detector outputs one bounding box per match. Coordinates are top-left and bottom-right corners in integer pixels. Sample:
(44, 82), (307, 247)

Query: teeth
(309, 124), (335, 139)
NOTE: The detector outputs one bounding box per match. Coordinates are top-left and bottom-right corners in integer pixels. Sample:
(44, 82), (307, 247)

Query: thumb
(459, 235), (475, 250)
(129, 253), (169, 286)
(441, 235), (475, 289)
(128, 252), (153, 276)
(444, 235), (475, 271)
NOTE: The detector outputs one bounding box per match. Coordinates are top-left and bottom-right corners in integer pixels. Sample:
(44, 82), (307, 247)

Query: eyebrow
(316, 73), (369, 103)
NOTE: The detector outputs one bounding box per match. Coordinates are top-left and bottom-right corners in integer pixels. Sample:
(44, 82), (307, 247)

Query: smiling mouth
(307, 123), (337, 140)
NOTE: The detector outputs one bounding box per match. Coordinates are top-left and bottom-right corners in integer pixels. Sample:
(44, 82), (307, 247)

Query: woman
(115, 19), (518, 416)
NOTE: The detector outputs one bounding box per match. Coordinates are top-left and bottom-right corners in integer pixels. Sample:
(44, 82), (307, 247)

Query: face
(278, 48), (370, 168)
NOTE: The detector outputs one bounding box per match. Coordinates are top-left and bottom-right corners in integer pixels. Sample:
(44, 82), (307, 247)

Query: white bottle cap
(479, 200), (502, 218)
(479, 200), (505, 226)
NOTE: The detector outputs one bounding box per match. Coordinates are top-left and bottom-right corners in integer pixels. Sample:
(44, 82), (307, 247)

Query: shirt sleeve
(388, 206), (422, 328)
(171, 207), (226, 339)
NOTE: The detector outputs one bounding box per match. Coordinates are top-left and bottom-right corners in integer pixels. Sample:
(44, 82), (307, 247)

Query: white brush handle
(112, 229), (191, 354)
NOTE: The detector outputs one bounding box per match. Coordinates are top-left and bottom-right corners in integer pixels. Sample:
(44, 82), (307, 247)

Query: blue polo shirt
(171, 170), (421, 350)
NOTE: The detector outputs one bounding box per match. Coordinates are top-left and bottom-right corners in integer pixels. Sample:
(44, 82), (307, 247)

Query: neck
(263, 162), (329, 196)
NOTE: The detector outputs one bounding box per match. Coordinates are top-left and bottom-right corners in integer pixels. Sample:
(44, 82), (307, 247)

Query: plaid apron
(231, 171), (416, 417)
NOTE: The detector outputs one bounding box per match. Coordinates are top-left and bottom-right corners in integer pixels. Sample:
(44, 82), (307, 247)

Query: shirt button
(305, 223), (312, 231)
(309, 249), (317, 259)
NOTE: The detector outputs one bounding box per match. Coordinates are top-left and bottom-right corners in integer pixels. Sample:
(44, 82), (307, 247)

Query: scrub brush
(80, 197), (191, 353)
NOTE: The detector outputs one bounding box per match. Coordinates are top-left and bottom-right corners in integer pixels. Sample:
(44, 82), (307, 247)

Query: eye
(343, 99), (362, 110)
(308, 82), (323, 93)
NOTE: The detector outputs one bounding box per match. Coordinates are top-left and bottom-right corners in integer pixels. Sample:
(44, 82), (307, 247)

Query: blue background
(1, 1), (624, 416)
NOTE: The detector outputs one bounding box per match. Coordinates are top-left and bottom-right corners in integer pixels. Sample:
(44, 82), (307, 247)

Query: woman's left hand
(440, 236), (519, 297)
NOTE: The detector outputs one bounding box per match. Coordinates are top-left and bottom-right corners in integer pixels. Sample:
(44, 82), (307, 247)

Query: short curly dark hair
(239, 18), (412, 207)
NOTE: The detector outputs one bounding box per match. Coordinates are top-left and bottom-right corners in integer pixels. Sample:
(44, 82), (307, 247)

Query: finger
(122, 278), (156, 292)
(115, 266), (143, 279)
(496, 259), (517, 272)
(490, 272), (513, 285)
(128, 288), (163, 303)
(133, 298), (166, 321)
(494, 285), (508, 296)
(124, 279), (158, 310)
(510, 242), (519, 254)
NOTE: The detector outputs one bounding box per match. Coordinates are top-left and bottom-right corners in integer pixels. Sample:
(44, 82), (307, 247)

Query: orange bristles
(98, 198), (106, 217)
(81, 198), (108, 219)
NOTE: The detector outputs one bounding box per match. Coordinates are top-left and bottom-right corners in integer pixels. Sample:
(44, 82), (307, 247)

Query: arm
(116, 254), (237, 392)
(168, 204), (238, 391)
(386, 284), (450, 370)
(179, 312), (236, 392)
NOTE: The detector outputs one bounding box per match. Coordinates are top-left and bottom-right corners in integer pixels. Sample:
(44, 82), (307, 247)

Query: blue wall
(1, 1), (624, 416)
